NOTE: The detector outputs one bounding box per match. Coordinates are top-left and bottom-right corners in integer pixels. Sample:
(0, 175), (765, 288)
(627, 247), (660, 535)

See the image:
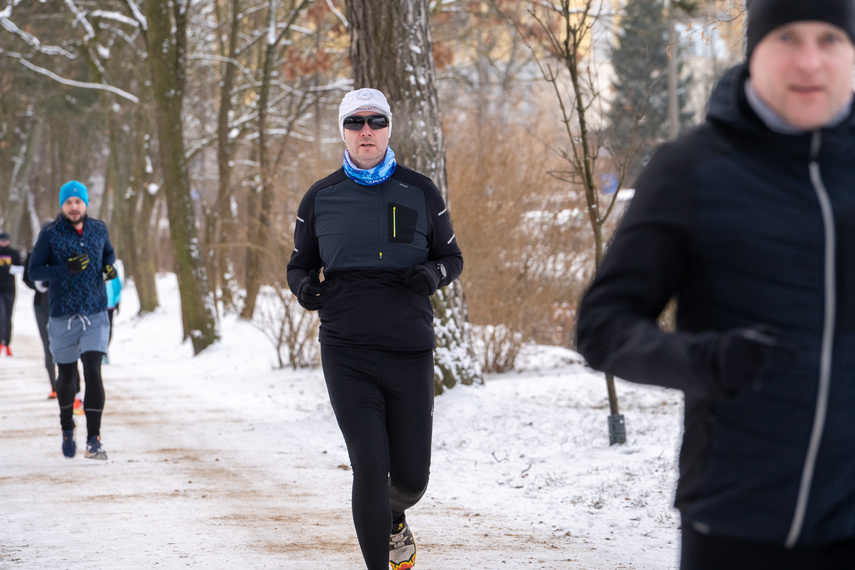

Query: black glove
(297, 269), (325, 311)
(712, 326), (789, 397)
(103, 264), (118, 281)
(114, 302), (120, 316)
(404, 263), (443, 297)
(67, 254), (90, 275)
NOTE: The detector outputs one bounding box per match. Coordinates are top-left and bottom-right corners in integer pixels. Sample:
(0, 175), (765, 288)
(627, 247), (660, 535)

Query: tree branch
(16, 57), (139, 103)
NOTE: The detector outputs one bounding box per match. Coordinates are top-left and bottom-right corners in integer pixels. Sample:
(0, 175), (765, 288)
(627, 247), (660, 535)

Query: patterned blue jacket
(28, 214), (116, 318)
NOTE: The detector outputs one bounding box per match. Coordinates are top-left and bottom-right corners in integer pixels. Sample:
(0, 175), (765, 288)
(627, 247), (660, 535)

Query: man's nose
(794, 41), (823, 70)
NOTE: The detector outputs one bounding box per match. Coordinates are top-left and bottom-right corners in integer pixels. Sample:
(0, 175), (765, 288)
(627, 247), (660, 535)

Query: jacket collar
(707, 63), (855, 136)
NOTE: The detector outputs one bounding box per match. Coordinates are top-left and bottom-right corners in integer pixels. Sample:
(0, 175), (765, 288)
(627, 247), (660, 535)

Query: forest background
(0, 0), (747, 388)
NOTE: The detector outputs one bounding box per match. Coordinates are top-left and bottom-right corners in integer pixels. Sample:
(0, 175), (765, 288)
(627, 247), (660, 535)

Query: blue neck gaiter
(343, 147), (396, 186)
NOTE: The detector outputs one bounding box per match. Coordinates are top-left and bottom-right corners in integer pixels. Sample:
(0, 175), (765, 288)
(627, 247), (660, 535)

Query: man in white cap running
(287, 88), (463, 570)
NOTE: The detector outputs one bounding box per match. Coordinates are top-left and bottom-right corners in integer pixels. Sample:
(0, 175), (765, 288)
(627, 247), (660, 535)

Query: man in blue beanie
(29, 180), (117, 460)
(576, 0), (855, 568)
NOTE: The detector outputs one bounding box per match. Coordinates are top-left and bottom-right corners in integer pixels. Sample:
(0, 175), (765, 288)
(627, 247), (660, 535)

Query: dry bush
(251, 283), (320, 369)
(244, 143), (343, 368)
(251, 216), (323, 369)
(472, 324), (523, 374)
(447, 99), (598, 371)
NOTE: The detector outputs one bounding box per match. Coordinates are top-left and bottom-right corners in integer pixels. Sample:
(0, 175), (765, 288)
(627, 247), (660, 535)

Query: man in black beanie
(746, 0), (855, 60)
(576, 1), (855, 569)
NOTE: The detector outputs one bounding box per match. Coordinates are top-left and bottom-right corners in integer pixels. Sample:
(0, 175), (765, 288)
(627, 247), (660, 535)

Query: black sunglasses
(343, 114), (389, 131)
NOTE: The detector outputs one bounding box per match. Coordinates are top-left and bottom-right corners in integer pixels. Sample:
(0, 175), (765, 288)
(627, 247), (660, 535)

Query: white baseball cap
(338, 88), (392, 140)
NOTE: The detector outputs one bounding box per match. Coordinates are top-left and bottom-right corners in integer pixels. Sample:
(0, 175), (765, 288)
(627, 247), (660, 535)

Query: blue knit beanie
(59, 180), (89, 207)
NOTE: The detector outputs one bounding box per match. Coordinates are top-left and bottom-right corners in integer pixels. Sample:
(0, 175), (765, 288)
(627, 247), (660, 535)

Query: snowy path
(0, 279), (681, 569)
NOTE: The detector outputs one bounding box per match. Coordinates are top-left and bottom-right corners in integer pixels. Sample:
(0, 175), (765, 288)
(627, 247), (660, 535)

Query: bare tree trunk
(144, 0), (218, 353)
(104, 110), (129, 256)
(526, 0), (627, 442)
(126, 110), (160, 314)
(207, 0), (242, 314)
(239, 30), (276, 320)
(346, 0), (482, 393)
(559, 3), (620, 425)
(103, 106), (164, 315)
(241, 0), (311, 319)
(4, 113), (43, 246)
(130, 189), (160, 313)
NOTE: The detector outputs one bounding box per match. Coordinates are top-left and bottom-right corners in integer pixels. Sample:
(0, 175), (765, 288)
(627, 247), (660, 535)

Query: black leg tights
(321, 344), (434, 570)
(56, 351), (105, 437)
(56, 362), (80, 431)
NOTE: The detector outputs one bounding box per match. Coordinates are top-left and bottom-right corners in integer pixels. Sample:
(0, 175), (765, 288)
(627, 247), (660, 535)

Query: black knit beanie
(746, 0), (855, 60)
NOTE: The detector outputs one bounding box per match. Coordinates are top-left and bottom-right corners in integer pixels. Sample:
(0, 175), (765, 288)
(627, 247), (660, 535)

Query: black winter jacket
(287, 164), (463, 351)
(0, 245), (22, 295)
(576, 64), (855, 547)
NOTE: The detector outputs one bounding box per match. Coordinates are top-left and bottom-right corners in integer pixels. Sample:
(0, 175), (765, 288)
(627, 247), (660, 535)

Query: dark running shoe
(62, 429), (76, 458)
(84, 435), (107, 460)
(389, 515), (417, 569)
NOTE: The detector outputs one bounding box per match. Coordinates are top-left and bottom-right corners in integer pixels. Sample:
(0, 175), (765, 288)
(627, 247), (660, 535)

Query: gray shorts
(48, 312), (110, 364)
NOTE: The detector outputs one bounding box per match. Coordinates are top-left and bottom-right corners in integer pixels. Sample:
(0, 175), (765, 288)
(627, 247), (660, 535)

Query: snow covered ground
(0, 274), (683, 569)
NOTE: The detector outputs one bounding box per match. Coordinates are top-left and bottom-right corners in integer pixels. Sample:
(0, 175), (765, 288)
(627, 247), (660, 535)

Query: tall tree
(139, 0), (219, 353)
(521, 0), (657, 443)
(206, 0), (243, 314)
(609, 0), (669, 165)
(345, 0), (482, 393)
(124, 105), (161, 314)
(240, 0), (313, 320)
(609, 0), (693, 178)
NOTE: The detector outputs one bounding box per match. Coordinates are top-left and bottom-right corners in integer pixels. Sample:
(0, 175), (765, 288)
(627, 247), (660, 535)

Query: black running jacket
(287, 164), (463, 351)
(576, 64), (855, 547)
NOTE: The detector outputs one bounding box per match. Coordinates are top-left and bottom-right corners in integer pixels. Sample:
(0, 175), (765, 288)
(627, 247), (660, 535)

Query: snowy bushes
(251, 284), (319, 369)
(472, 324), (523, 374)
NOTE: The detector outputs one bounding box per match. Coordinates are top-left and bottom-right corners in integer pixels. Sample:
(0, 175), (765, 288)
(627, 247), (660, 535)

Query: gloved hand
(103, 264), (118, 281)
(297, 269), (325, 311)
(404, 263), (443, 297)
(67, 253), (90, 275)
(114, 302), (120, 316)
(712, 326), (790, 397)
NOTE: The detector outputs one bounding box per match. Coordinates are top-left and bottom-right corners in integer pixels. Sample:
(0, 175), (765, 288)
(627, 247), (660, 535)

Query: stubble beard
(63, 211), (86, 227)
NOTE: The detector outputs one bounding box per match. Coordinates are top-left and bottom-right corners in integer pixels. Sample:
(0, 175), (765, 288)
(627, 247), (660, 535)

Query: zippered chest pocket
(388, 203), (419, 243)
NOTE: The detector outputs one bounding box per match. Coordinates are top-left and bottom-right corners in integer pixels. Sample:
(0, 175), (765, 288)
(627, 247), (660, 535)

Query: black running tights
(56, 351), (105, 437)
(0, 291), (13, 345)
(321, 344), (434, 570)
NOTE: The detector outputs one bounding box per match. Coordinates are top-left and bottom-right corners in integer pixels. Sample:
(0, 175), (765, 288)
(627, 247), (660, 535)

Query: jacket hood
(706, 63), (855, 135)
